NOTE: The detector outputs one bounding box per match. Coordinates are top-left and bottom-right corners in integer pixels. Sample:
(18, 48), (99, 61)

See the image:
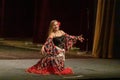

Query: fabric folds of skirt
(26, 47), (73, 75)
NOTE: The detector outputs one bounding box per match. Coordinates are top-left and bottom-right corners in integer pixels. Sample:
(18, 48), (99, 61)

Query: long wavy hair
(48, 20), (60, 37)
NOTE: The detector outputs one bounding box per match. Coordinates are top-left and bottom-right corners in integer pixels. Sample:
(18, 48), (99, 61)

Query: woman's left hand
(78, 34), (85, 42)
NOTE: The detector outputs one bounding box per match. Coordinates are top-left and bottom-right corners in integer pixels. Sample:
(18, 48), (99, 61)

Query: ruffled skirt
(26, 53), (73, 75)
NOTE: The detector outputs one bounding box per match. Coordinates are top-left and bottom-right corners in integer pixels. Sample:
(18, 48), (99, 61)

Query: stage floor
(0, 38), (120, 79)
(0, 59), (120, 80)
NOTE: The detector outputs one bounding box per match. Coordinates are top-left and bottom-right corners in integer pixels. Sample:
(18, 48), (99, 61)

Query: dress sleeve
(43, 38), (59, 55)
(64, 33), (78, 51)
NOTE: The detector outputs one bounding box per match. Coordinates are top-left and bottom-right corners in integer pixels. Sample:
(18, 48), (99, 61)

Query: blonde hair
(48, 20), (58, 37)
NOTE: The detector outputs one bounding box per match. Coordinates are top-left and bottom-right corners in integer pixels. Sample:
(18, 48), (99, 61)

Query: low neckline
(53, 30), (63, 38)
(53, 35), (64, 38)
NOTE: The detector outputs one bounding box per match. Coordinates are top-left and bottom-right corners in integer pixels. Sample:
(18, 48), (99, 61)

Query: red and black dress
(26, 33), (78, 75)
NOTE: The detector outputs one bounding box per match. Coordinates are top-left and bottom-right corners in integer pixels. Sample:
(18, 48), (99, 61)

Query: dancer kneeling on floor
(26, 19), (84, 75)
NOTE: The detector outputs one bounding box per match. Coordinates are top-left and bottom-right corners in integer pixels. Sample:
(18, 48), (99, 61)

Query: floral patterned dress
(26, 33), (78, 75)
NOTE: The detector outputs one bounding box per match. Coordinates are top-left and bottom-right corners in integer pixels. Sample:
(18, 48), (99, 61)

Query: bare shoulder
(48, 33), (54, 38)
(59, 30), (65, 35)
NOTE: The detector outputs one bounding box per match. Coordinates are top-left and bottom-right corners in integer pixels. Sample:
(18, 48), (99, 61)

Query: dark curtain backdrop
(114, 0), (120, 58)
(0, 0), (34, 38)
(0, 0), (97, 51)
(32, 0), (97, 51)
(0, 0), (5, 36)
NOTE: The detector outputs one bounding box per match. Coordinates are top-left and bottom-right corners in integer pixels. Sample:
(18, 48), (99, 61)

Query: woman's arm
(41, 33), (62, 55)
(41, 33), (54, 55)
(60, 30), (84, 51)
(61, 30), (84, 42)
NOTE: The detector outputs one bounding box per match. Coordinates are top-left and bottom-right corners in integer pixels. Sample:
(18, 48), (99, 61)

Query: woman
(26, 20), (84, 75)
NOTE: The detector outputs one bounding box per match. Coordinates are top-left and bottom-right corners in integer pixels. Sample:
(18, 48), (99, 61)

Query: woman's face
(52, 21), (60, 31)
